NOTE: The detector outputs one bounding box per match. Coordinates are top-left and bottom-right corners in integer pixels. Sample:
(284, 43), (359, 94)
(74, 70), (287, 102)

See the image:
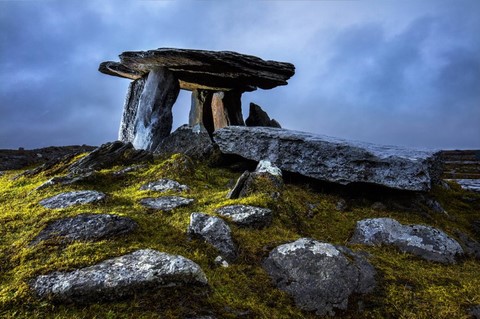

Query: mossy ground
(0, 154), (479, 318)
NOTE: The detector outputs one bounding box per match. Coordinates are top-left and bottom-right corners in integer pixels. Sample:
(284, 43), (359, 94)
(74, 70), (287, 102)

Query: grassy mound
(0, 153), (479, 318)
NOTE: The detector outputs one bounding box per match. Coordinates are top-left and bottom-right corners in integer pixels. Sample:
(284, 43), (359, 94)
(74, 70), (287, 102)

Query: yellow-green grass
(0, 154), (479, 318)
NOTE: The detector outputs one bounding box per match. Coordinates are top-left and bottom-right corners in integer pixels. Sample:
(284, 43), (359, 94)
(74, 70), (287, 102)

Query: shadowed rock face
(100, 48), (295, 92)
(214, 126), (442, 192)
(30, 249), (207, 303)
(263, 238), (376, 316)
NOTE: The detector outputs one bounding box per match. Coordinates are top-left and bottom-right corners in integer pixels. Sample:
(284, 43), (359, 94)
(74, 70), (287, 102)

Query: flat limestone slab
(99, 48), (295, 92)
(214, 126), (441, 192)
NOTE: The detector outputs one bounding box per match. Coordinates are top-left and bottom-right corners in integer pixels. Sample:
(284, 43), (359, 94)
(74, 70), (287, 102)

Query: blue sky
(1, 0), (479, 149)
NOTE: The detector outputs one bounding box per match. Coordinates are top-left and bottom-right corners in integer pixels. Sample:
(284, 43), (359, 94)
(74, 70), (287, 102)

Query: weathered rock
(189, 90), (213, 128)
(470, 305), (480, 319)
(214, 126), (442, 192)
(100, 48), (295, 92)
(211, 91), (244, 131)
(39, 191), (106, 209)
(140, 179), (189, 192)
(36, 172), (97, 191)
(140, 196), (194, 211)
(187, 212), (237, 262)
(447, 179), (480, 192)
(263, 238), (376, 316)
(245, 103), (281, 128)
(69, 141), (152, 174)
(216, 205), (272, 228)
(154, 124), (216, 160)
(336, 199), (349, 212)
(112, 164), (146, 176)
(350, 218), (464, 263)
(227, 160), (283, 199)
(30, 249), (207, 303)
(119, 77), (147, 142)
(454, 230), (480, 260)
(30, 214), (137, 245)
(131, 67), (180, 151)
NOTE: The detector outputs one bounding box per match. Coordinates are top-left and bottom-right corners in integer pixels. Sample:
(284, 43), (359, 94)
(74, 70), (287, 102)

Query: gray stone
(69, 141), (152, 174)
(336, 199), (349, 212)
(245, 103), (281, 128)
(470, 305), (480, 319)
(211, 91), (244, 131)
(216, 205), (272, 228)
(140, 196), (194, 211)
(30, 249), (207, 303)
(263, 238), (376, 316)
(119, 77), (146, 143)
(30, 214), (137, 245)
(350, 218), (464, 263)
(213, 126), (442, 192)
(154, 124), (216, 160)
(447, 179), (480, 192)
(226, 171), (250, 199)
(100, 48), (295, 92)
(187, 212), (237, 262)
(454, 230), (480, 260)
(112, 164), (146, 176)
(140, 179), (189, 192)
(39, 191), (106, 209)
(36, 172), (97, 191)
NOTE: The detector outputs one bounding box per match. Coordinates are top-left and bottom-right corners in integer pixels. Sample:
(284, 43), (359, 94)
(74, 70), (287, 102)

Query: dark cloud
(0, 0), (479, 150)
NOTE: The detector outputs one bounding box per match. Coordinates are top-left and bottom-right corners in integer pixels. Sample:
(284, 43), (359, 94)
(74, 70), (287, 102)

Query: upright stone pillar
(125, 67), (179, 151)
(189, 90), (214, 133)
(119, 77), (147, 142)
(211, 90), (245, 131)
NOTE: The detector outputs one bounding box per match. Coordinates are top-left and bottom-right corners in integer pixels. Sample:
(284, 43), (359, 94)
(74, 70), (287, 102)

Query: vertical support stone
(131, 67), (180, 151)
(189, 90), (214, 133)
(119, 77), (146, 142)
(210, 90), (245, 131)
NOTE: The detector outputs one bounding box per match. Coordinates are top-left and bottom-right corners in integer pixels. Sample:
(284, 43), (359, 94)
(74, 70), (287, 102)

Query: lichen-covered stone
(39, 191), (106, 209)
(216, 205), (272, 228)
(214, 126), (441, 192)
(30, 214), (137, 245)
(30, 249), (207, 303)
(140, 196), (194, 211)
(187, 212), (237, 262)
(140, 179), (189, 192)
(350, 218), (464, 263)
(263, 238), (376, 316)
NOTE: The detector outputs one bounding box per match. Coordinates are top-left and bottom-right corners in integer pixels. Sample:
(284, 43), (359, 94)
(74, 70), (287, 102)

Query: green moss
(0, 154), (479, 318)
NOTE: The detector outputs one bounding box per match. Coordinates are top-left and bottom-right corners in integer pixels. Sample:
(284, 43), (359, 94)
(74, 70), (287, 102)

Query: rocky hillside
(0, 141), (479, 318)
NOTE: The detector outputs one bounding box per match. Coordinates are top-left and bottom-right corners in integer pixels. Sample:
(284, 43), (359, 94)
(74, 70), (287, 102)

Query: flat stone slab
(30, 249), (207, 303)
(39, 190), (106, 209)
(30, 214), (137, 245)
(140, 178), (189, 192)
(100, 48), (295, 92)
(447, 179), (480, 192)
(140, 196), (194, 211)
(350, 218), (464, 264)
(214, 126), (441, 192)
(187, 212), (237, 262)
(263, 238), (376, 316)
(216, 205), (272, 228)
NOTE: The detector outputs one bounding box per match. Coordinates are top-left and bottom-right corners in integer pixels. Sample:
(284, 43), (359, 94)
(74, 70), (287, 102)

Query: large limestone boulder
(30, 214), (137, 245)
(350, 218), (464, 263)
(263, 238), (376, 316)
(30, 249), (207, 303)
(214, 126), (442, 192)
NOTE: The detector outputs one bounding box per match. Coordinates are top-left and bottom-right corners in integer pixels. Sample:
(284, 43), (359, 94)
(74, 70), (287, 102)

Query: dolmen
(99, 48), (295, 151)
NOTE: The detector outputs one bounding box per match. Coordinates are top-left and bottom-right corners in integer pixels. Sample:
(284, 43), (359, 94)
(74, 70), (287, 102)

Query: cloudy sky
(1, 0), (479, 150)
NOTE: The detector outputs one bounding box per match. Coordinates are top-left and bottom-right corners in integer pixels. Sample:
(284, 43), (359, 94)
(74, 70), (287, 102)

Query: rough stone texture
(131, 67), (180, 151)
(39, 191), (106, 209)
(154, 124), (216, 160)
(119, 77), (147, 142)
(140, 179), (189, 192)
(448, 179), (480, 192)
(35, 172), (97, 191)
(454, 230), (480, 260)
(189, 90), (213, 128)
(30, 214), (137, 245)
(140, 196), (194, 211)
(263, 238), (376, 316)
(216, 205), (272, 228)
(245, 103), (281, 128)
(100, 48), (295, 92)
(350, 218), (464, 263)
(30, 249), (207, 303)
(69, 141), (152, 174)
(187, 212), (237, 262)
(214, 126), (442, 192)
(210, 91), (244, 131)
(227, 160), (283, 199)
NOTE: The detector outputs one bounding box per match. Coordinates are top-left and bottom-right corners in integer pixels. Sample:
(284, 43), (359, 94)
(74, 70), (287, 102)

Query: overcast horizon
(1, 0), (479, 150)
